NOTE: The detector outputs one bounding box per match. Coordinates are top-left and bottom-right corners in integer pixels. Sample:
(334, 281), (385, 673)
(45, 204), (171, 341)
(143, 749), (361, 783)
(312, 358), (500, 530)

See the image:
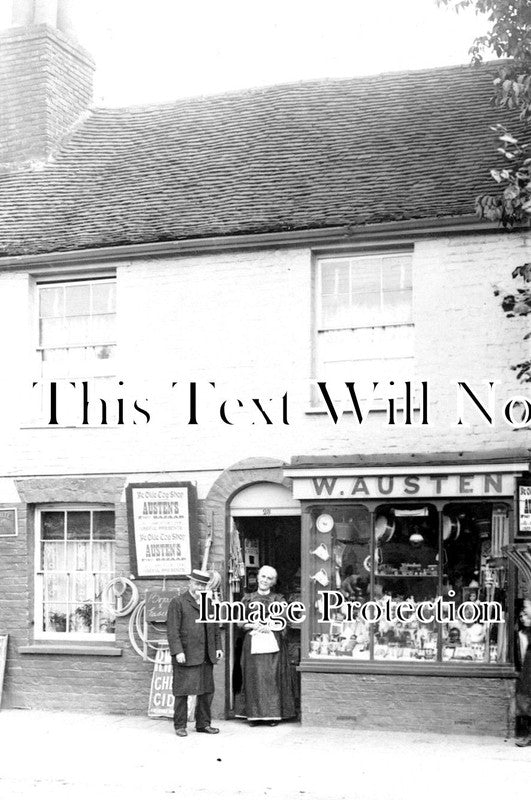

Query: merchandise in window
(308, 502), (509, 664)
(35, 508), (116, 638)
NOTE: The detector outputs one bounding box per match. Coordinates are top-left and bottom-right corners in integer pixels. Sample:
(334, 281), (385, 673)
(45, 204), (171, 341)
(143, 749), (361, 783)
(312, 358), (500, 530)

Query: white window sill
(305, 400), (421, 415)
(19, 422), (122, 430)
(19, 644), (122, 656)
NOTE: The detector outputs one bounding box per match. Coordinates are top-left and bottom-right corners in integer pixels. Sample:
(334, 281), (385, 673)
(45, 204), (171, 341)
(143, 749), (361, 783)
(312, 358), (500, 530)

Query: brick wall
(0, 24), (94, 166)
(301, 672), (515, 735)
(0, 474), (225, 717)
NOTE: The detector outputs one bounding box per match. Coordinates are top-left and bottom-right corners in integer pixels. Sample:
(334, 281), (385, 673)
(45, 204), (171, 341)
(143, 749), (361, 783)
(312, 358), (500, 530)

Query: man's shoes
(174, 728), (188, 737)
(515, 735), (531, 747)
(196, 725), (220, 734)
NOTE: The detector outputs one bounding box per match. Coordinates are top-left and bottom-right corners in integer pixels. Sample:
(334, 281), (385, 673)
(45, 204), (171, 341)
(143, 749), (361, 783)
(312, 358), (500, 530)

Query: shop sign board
(0, 508), (17, 537)
(145, 588), (179, 623)
(290, 472), (517, 500)
(517, 480), (531, 536)
(126, 482), (199, 579)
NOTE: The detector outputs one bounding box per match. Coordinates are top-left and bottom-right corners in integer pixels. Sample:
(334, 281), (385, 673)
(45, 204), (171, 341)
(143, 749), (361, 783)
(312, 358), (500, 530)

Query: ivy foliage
(438, 0), (531, 382)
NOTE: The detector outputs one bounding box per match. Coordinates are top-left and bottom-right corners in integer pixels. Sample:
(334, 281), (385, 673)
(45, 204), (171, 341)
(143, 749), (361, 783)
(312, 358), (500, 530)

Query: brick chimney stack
(0, 0), (95, 168)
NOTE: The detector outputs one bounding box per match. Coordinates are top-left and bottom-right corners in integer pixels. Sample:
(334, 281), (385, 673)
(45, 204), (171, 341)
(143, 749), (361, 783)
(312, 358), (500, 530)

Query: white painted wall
(0, 232), (529, 491)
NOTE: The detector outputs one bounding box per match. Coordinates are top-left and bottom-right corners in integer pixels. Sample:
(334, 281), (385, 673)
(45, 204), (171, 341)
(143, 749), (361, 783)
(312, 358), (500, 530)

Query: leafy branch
(438, 0), (531, 382)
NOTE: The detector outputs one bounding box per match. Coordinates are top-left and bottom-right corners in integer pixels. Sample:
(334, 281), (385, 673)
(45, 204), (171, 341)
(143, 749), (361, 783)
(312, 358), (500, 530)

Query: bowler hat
(188, 569), (211, 585)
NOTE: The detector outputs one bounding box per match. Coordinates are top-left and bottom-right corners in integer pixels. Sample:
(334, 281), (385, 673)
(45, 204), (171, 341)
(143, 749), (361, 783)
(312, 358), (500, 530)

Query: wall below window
(300, 672), (514, 735)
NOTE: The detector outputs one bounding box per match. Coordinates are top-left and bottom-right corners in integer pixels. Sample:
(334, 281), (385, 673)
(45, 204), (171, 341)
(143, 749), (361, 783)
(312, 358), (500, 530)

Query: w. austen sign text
(291, 472), (516, 500)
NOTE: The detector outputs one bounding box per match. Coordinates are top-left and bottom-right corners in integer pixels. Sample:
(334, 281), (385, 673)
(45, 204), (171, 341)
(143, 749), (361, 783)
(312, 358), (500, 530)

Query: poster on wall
(126, 482), (199, 578)
(0, 508), (17, 537)
(517, 480), (531, 536)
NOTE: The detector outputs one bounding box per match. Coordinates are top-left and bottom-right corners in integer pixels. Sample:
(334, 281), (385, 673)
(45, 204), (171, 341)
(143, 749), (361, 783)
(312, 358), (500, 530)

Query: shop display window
(35, 507), (116, 639)
(308, 501), (510, 665)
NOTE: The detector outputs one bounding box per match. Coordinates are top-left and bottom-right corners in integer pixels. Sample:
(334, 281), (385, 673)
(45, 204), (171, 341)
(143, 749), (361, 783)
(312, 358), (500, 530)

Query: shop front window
(35, 507), (116, 639)
(308, 502), (510, 664)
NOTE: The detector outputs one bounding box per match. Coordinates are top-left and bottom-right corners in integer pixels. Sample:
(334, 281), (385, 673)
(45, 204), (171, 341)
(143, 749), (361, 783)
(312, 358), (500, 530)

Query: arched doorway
(228, 482), (301, 717)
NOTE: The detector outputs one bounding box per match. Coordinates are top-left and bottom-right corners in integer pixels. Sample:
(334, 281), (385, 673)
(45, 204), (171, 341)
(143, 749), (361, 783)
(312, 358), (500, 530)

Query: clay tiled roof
(0, 63), (511, 256)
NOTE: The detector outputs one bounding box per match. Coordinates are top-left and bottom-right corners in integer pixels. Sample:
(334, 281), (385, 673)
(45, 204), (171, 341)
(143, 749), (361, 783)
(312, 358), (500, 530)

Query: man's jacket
(166, 590), (222, 665)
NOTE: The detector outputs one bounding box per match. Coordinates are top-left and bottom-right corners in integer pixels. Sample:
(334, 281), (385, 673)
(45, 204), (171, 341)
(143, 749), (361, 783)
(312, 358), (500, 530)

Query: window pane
(349, 259), (381, 293)
(40, 318), (66, 348)
(318, 254), (412, 332)
(64, 315), (91, 345)
(320, 260), (350, 293)
(90, 312), (115, 340)
(42, 541), (65, 571)
(92, 282), (116, 314)
(374, 504), (439, 661)
(43, 604), (68, 633)
(66, 512), (91, 540)
(381, 258), (412, 292)
(40, 286), (63, 318)
(69, 603), (93, 633)
(94, 603), (116, 634)
(43, 572), (67, 603)
(66, 540), (90, 571)
(93, 511), (115, 540)
(64, 284), (91, 317)
(383, 290), (413, 324)
(92, 542), (115, 573)
(441, 502), (509, 664)
(317, 325), (415, 386)
(69, 572), (94, 602)
(308, 505), (372, 659)
(41, 512), (65, 540)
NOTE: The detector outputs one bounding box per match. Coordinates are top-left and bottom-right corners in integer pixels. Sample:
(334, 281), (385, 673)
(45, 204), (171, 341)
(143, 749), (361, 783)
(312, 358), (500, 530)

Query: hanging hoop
(102, 577), (139, 617)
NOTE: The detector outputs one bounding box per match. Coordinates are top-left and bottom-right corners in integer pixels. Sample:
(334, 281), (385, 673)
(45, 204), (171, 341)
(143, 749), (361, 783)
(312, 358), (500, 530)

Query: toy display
(308, 502), (509, 663)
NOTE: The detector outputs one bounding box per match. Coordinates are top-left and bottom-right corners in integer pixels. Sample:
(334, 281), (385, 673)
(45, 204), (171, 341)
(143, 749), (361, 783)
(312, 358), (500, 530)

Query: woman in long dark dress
(515, 600), (531, 747)
(235, 565), (296, 725)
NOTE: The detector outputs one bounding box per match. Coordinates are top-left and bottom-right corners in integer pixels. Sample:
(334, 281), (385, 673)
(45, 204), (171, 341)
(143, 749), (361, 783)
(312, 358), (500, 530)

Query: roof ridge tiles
(88, 59), (500, 115)
(0, 58), (519, 257)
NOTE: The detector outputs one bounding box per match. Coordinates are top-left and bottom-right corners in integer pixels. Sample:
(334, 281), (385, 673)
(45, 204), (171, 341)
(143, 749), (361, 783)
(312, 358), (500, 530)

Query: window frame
(33, 504), (117, 642)
(28, 274), (117, 426)
(36, 275), (117, 380)
(312, 249), (415, 393)
(305, 498), (513, 668)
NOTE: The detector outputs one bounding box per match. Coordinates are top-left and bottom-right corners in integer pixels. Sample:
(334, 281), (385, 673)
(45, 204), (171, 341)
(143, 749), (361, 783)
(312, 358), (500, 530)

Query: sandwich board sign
(147, 646), (195, 721)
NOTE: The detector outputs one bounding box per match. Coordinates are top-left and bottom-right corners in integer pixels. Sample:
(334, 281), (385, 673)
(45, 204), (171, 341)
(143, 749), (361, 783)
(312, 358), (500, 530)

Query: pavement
(0, 710), (530, 800)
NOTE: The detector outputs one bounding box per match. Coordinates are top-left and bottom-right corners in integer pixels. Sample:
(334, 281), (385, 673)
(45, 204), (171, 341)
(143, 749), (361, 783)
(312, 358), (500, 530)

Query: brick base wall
(301, 672), (515, 736)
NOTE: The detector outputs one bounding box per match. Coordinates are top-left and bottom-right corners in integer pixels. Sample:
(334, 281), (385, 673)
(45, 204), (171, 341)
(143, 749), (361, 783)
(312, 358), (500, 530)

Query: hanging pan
(442, 514), (460, 543)
(375, 514), (395, 544)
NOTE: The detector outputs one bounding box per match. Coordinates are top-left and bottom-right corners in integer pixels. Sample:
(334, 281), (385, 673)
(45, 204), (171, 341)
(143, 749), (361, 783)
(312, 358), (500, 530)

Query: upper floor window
(315, 252), (414, 386)
(29, 278), (116, 424)
(38, 278), (116, 381)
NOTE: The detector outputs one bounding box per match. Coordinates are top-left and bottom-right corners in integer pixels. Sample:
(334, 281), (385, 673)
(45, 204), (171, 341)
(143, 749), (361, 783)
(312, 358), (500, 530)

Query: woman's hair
(259, 565), (277, 585)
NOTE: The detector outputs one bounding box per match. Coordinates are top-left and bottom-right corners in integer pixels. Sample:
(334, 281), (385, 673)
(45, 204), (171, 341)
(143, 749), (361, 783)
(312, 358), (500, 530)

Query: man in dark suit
(166, 569), (223, 737)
